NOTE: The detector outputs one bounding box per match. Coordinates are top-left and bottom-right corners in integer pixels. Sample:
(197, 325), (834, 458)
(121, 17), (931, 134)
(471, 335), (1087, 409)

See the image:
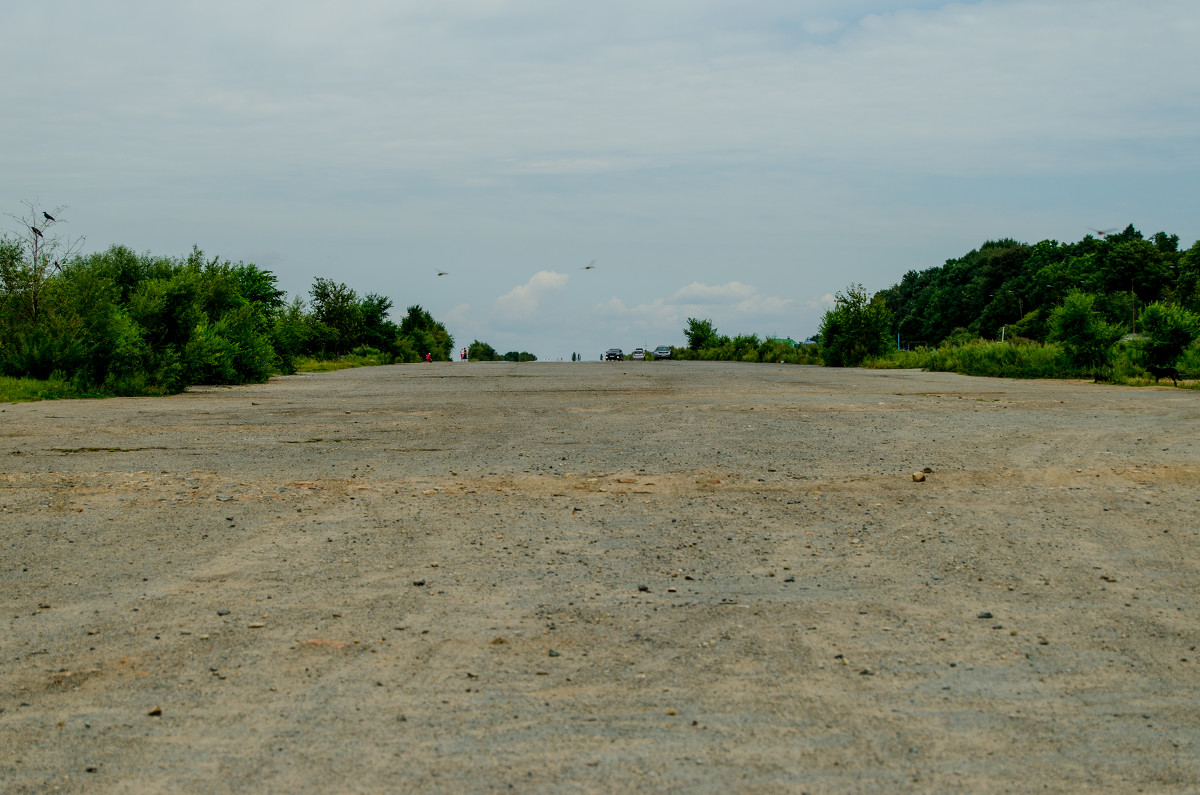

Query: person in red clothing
(425, 352), (432, 362)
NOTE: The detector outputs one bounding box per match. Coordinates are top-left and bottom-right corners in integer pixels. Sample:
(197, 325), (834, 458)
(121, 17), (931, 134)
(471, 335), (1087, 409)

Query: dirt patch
(1, 362), (1198, 792)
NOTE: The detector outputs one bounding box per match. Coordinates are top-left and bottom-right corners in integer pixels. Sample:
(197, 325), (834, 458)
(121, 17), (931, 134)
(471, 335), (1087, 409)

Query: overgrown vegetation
(876, 226), (1200, 345)
(672, 318), (822, 364)
(818, 283), (893, 367)
(1, 204), (464, 400)
(681, 224), (1200, 385)
(860, 334), (1199, 385)
(466, 339), (538, 362)
(852, 224), (1200, 384)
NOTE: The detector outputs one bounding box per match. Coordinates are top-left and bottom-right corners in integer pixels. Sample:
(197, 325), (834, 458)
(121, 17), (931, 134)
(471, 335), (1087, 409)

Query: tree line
(680, 224), (1200, 382)
(676, 317), (822, 364)
(876, 225), (1200, 346)
(1, 207), (463, 394)
(817, 225), (1200, 381)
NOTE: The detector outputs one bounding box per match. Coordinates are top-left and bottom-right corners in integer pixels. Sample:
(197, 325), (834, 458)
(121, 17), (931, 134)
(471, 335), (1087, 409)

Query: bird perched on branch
(43, 211), (56, 222)
(31, 226), (43, 237)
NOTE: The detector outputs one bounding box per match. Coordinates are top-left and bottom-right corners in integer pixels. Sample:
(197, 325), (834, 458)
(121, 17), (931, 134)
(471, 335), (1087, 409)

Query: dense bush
(1048, 291), (1124, 378)
(1137, 302), (1200, 369)
(0, 231), (458, 396)
(866, 339), (1065, 379)
(877, 227), (1200, 347)
(819, 283), (893, 367)
(672, 326), (822, 365)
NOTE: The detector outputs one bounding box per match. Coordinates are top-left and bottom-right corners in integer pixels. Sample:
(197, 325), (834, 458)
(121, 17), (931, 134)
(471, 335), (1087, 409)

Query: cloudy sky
(4, 1), (1198, 359)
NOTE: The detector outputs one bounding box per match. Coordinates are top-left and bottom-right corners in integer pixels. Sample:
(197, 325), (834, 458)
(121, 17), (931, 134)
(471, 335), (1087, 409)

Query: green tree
(1048, 291), (1123, 377)
(684, 317), (719, 350)
(1177, 240), (1200, 313)
(231, 263), (286, 317)
(398, 304), (453, 360)
(358, 293), (398, 351)
(818, 283), (894, 367)
(263, 297), (309, 374)
(308, 278), (361, 355)
(2, 202), (85, 325)
(1138, 302), (1200, 370)
(468, 339), (499, 361)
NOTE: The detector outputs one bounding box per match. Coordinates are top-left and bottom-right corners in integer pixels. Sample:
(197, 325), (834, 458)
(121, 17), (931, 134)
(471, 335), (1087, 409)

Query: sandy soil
(1, 361), (1198, 793)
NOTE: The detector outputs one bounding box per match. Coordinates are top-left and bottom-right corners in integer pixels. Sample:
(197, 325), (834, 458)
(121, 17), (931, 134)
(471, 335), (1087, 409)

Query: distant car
(652, 346), (672, 360)
(631, 348), (646, 360)
(605, 348), (623, 361)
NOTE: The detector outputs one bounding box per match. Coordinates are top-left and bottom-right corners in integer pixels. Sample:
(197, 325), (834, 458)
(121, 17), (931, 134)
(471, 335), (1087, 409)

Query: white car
(631, 348), (646, 360)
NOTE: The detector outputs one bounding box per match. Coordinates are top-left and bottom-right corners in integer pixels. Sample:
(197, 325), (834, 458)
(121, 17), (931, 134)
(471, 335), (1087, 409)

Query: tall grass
(865, 337), (1199, 387)
(672, 339), (823, 365)
(294, 346), (396, 373)
(864, 339), (1065, 378)
(1, 346), (403, 401)
(0, 375), (106, 403)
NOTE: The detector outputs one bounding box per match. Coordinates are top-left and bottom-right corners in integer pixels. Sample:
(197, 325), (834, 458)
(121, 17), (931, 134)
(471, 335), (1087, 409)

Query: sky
(4, 1), (1199, 360)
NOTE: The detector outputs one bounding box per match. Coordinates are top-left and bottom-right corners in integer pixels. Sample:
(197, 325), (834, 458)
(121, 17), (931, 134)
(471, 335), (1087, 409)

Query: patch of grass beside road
(0, 375), (105, 403)
(295, 348), (397, 373)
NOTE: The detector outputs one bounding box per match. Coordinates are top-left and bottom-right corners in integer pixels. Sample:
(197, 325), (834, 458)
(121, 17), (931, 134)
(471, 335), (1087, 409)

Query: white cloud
(672, 281), (756, 303)
(445, 303), (472, 325)
(735, 294), (793, 315)
(597, 296), (629, 315)
(807, 294), (837, 312)
(593, 281), (795, 345)
(494, 271), (569, 318)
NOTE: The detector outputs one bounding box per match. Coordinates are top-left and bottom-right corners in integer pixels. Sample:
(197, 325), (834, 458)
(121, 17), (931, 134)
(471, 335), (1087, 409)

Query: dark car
(605, 348), (623, 361)
(653, 346), (672, 360)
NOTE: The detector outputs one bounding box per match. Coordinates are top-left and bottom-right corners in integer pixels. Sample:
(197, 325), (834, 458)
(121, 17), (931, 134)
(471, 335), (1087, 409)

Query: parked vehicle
(653, 346), (672, 360)
(605, 348), (624, 361)
(631, 348), (646, 360)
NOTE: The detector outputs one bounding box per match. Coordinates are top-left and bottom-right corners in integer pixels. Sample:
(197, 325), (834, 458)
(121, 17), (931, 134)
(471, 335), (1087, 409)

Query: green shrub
(183, 322), (238, 384)
(819, 284), (894, 367)
(1048, 291), (1123, 377)
(865, 339), (1064, 378)
(1138, 302), (1200, 369)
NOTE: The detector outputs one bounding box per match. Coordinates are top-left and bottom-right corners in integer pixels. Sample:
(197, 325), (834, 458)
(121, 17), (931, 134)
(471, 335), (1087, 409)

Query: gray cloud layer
(4, 1), (1198, 357)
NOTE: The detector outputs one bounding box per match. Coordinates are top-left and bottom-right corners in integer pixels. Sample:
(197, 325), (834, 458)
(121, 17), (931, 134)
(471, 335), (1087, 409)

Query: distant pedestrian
(460, 348), (467, 362)
(425, 352), (432, 363)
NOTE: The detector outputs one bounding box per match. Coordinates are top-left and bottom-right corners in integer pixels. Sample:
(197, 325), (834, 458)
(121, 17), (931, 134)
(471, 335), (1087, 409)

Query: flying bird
(43, 211), (55, 222)
(436, 271), (449, 276)
(31, 226), (43, 237)
(582, 260), (596, 270)
(1089, 228), (1117, 238)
